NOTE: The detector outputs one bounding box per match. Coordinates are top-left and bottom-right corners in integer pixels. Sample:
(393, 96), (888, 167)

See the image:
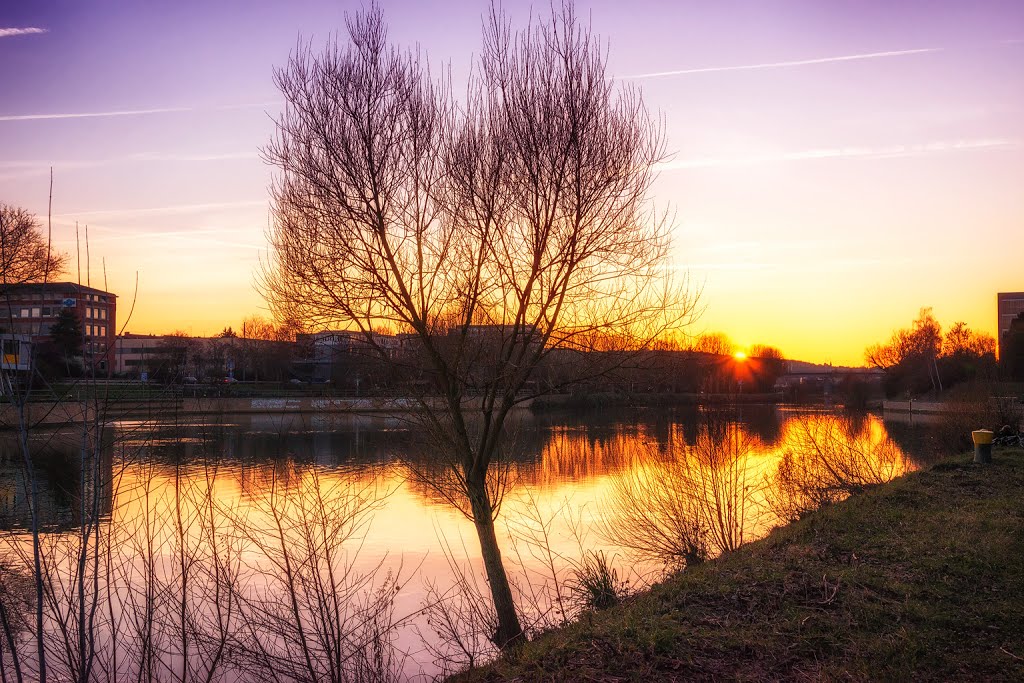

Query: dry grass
(454, 447), (1024, 682)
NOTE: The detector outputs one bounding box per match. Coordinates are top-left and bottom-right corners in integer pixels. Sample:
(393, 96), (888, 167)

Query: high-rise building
(997, 291), (1024, 358)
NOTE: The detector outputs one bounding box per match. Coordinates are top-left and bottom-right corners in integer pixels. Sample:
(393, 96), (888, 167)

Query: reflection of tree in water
(736, 404), (783, 447)
(600, 412), (762, 569)
(768, 414), (912, 524)
(0, 560), (33, 649)
(0, 433), (113, 532)
(882, 419), (939, 469)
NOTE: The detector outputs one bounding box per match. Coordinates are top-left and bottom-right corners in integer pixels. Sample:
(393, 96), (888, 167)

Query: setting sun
(734, 351), (747, 361)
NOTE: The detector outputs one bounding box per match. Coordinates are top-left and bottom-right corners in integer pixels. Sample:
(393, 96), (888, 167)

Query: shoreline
(455, 448), (1024, 682)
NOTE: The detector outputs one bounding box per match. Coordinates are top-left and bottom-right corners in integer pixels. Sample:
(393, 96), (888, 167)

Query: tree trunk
(467, 475), (523, 649)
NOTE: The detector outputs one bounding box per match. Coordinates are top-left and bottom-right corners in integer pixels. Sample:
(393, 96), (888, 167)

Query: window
(42, 307), (51, 317)
(20, 309), (29, 318)
(100, 309), (107, 320)
(31, 307), (41, 318)
(86, 307), (93, 319)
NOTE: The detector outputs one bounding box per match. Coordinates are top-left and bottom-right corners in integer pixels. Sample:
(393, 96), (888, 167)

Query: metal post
(972, 429), (993, 464)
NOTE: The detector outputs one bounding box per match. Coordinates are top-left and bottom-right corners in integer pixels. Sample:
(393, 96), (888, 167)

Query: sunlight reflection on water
(0, 406), (920, 679)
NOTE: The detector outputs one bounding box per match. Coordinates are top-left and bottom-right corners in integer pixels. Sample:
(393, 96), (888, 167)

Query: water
(0, 405), (923, 680)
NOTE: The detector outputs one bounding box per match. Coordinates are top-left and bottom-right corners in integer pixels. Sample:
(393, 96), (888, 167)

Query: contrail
(53, 200), (267, 219)
(629, 47), (941, 79)
(0, 107), (195, 122)
(656, 138), (1020, 171)
(0, 101), (278, 122)
(0, 27), (47, 38)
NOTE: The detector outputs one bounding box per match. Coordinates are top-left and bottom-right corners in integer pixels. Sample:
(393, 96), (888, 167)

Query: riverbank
(457, 447), (1024, 682)
(0, 391), (794, 428)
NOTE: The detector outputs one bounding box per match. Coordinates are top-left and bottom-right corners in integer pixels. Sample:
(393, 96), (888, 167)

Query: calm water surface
(0, 406), (924, 679)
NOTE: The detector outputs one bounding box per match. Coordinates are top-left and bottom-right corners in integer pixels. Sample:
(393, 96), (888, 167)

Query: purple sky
(2, 0), (1022, 364)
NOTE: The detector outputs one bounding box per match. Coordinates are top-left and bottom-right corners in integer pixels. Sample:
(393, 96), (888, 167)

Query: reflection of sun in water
(733, 351), (747, 360)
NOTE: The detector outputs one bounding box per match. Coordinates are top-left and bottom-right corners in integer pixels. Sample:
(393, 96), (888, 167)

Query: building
(0, 334), (32, 373)
(998, 292), (1024, 359)
(0, 282), (117, 373)
(114, 333), (189, 378)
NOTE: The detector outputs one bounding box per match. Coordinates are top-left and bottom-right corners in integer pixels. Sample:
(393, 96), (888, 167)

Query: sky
(1, 0), (1022, 366)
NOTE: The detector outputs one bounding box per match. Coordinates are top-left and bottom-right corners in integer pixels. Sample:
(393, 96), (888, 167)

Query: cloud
(127, 151), (260, 162)
(0, 27), (47, 38)
(53, 200), (267, 220)
(80, 225), (265, 251)
(656, 138), (1021, 171)
(0, 101), (278, 123)
(0, 152), (260, 182)
(628, 47), (941, 80)
(0, 107), (195, 122)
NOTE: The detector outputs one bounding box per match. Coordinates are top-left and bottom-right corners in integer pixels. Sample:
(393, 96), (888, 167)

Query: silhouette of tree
(748, 344), (786, 393)
(867, 309), (996, 396)
(0, 204), (67, 291)
(866, 308), (943, 394)
(690, 332), (735, 356)
(36, 308), (84, 377)
(261, 1), (693, 647)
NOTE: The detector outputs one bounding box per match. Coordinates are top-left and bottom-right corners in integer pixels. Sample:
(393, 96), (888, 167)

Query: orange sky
(3, 1), (1022, 366)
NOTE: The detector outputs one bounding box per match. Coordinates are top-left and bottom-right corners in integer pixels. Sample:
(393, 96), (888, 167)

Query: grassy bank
(459, 448), (1024, 682)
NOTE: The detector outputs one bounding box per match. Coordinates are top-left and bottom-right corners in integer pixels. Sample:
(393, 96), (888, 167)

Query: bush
(569, 551), (627, 611)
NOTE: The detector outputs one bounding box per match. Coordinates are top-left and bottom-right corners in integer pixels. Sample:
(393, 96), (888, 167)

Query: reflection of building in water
(0, 433), (114, 532)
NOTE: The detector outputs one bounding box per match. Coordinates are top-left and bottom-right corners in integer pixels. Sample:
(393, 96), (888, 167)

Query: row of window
(13, 306), (108, 321)
(118, 346), (184, 355)
(14, 292), (109, 303)
(85, 324), (107, 338)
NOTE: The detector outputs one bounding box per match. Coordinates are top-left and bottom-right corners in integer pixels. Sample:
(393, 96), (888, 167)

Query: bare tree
(767, 415), (908, 523)
(0, 204), (67, 291)
(602, 414), (760, 570)
(865, 307), (944, 393)
(262, 1), (693, 647)
(689, 332), (734, 357)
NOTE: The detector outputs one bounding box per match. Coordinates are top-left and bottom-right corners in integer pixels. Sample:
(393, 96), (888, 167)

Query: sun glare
(734, 351), (747, 361)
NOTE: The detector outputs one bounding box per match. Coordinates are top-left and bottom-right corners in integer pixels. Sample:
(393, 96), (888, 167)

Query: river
(0, 405), (927, 681)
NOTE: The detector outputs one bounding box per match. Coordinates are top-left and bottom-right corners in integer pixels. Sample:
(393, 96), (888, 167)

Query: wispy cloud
(53, 200), (267, 220)
(0, 151), (258, 170)
(0, 27), (47, 38)
(629, 47), (941, 80)
(127, 151), (260, 162)
(0, 152), (260, 182)
(0, 101), (279, 123)
(0, 107), (195, 122)
(74, 225), (265, 251)
(657, 138), (1021, 171)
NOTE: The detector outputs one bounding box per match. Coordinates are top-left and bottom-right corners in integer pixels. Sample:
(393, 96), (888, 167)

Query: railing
(3, 380), (418, 403)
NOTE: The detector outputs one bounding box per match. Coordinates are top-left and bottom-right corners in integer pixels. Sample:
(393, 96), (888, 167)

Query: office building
(998, 292), (1024, 358)
(0, 282), (117, 373)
